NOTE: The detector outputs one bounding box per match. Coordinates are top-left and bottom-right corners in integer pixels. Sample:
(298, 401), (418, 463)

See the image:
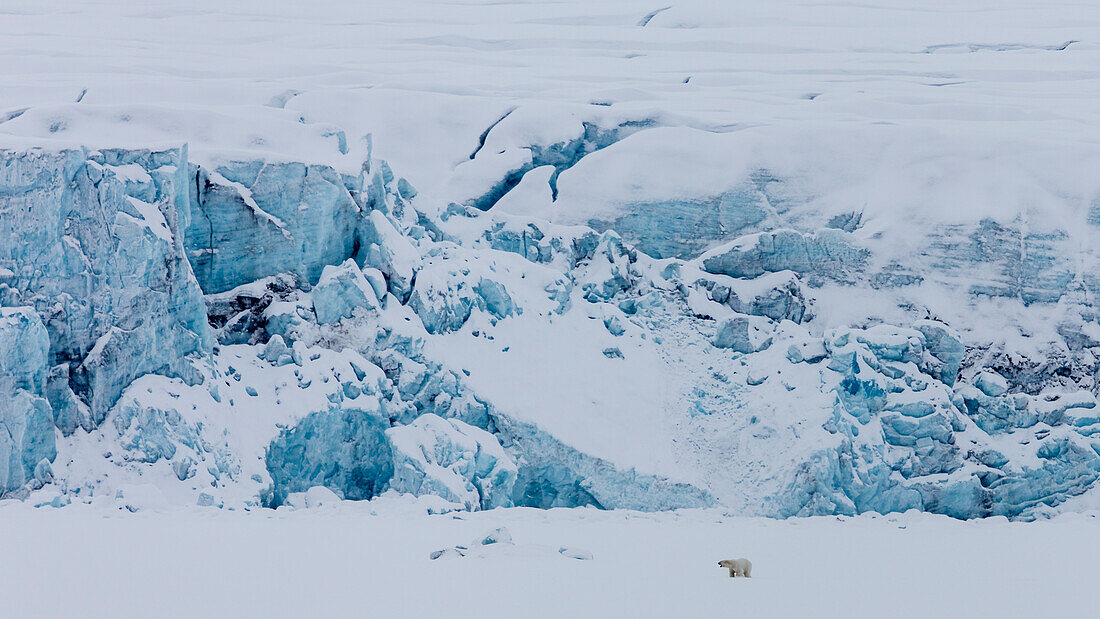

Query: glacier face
(0, 148), (211, 427)
(0, 307), (55, 494)
(185, 161), (363, 295)
(3, 136), (1100, 520)
(387, 413), (517, 511)
(5, 0), (1100, 516)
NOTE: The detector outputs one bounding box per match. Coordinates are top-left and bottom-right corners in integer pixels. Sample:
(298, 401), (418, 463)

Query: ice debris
(5, 143), (1100, 521)
(387, 413), (518, 510)
(714, 315), (774, 354)
(264, 406), (394, 508)
(312, 259), (380, 325)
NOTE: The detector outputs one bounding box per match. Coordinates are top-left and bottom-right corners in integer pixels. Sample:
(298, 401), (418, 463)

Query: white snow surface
(3, 0), (1100, 213)
(426, 307), (681, 477)
(1, 499), (1098, 618)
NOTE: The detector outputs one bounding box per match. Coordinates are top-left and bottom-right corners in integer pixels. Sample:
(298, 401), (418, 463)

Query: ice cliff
(4, 109), (1100, 519)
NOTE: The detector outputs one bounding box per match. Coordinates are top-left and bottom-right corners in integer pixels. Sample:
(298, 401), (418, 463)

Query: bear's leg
(728, 568), (736, 578)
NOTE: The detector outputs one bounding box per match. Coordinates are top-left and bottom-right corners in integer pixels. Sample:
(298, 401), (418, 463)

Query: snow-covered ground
(2, 499), (1097, 618)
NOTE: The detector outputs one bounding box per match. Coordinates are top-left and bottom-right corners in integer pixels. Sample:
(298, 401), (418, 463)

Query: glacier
(3, 137), (1100, 519)
(4, 133), (1100, 520)
(0, 307), (54, 494)
(186, 161), (363, 295)
(387, 413), (516, 510)
(3, 0), (1100, 524)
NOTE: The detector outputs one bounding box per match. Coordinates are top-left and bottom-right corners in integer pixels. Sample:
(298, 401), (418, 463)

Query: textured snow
(0, 502), (1098, 618)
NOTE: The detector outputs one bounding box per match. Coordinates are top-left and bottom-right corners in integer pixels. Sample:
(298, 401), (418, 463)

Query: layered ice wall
(0, 148), (210, 428)
(0, 142), (718, 511)
(3, 134), (1100, 518)
(186, 161), (363, 294)
(0, 308), (54, 494)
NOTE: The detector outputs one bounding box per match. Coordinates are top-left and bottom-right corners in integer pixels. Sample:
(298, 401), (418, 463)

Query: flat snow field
(1, 503), (1097, 619)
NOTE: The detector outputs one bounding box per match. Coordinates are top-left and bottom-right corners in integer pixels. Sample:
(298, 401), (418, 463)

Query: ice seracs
(5, 140), (1100, 520)
(0, 307), (55, 496)
(186, 161), (362, 295)
(7, 29), (1100, 519)
(311, 259), (380, 325)
(0, 148), (212, 425)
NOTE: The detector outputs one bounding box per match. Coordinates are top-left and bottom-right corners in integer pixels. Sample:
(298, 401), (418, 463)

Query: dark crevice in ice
(922, 40), (1077, 54)
(0, 107), (29, 125)
(637, 6), (671, 27)
(469, 107), (517, 161)
(468, 118), (658, 212)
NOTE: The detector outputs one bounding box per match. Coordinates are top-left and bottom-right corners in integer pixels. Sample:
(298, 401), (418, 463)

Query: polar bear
(718, 558), (752, 578)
